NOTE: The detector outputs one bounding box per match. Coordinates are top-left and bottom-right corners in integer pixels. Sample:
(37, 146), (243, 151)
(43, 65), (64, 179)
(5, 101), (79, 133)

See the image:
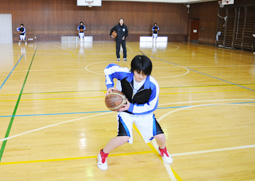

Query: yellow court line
(0, 91), (106, 96)
(0, 89), (249, 102)
(160, 84), (255, 89)
(0, 150), (153, 165)
(160, 89), (248, 95)
(133, 125), (182, 181)
(1, 84), (255, 97)
(64, 49), (77, 58)
(0, 96), (104, 102)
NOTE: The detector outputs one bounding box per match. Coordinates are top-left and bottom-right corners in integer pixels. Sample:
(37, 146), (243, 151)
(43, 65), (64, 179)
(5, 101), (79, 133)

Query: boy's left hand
(119, 99), (130, 112)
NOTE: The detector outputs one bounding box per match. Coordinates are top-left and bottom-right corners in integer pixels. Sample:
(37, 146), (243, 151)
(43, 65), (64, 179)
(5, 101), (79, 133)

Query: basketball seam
(108, 92), (126, 111)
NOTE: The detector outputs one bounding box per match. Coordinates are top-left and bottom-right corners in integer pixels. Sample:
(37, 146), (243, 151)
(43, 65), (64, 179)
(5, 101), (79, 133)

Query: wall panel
(0, 0), (188, 42)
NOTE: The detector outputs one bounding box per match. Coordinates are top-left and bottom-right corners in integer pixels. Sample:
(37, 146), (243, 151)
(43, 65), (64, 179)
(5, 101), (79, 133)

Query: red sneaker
(159, 147), (173, 164)
(97, 149), (109, 170)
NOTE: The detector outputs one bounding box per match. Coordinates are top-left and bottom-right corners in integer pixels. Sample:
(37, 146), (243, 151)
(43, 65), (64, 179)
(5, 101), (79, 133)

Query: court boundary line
(151, 55), (255, 92)
(1, 88), (252, 102)
(1, 102), (253, 179)
(0, 55), (24, 92)
(0, 100), (254, 118)
(0, 47), (37, 162)
(1, 83), (254, 96)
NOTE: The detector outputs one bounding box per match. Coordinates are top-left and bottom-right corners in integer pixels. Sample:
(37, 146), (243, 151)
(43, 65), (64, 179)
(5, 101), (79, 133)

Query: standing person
(253, 34), (255, 54)
(97, 55), (173, 171)
(110, 18), (128, 61)
(16, 24), (27, 45)
(152, 23), (159, 41)
(77, 21), (86, 41)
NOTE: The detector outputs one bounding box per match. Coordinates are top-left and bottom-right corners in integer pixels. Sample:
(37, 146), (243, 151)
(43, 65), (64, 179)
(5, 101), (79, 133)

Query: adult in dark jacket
(110, 18), (128, 61)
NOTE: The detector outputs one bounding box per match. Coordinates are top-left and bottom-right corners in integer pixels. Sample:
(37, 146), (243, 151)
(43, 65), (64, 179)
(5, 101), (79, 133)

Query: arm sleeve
(128, 78), (159, 115)
(23, 27), (26, 34)
(125, 26), (128, 37)
(109, 26), (116, 36)
(104, 64), (130, 89)
(16, 27), (20, 32)
(83, 25), (86, 30)
(77, 25), (80, 31)
(152, 27), (154, 31)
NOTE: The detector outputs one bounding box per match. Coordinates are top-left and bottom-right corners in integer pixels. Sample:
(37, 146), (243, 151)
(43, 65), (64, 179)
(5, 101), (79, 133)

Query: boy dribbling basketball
(97, 55), (173, 171)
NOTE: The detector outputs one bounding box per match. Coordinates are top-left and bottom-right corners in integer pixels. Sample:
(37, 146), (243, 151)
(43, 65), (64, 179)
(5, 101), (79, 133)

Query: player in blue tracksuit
(152, 23), (159, 41)
(77, 21), (86, 41)
(97, 55), (173, 171)
(16, 24), (27, 45)
(110, 18), (128, 61)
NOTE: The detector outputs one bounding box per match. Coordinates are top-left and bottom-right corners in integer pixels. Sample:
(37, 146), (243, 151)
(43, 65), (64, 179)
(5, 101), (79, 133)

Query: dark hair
(131, 55), (152, 75)
(80, 21), (83, 24)
(21, 24), (24, 26)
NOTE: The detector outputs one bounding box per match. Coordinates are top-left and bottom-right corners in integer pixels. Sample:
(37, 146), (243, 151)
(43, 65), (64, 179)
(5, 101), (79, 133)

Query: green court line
(0, 47), (38, 162)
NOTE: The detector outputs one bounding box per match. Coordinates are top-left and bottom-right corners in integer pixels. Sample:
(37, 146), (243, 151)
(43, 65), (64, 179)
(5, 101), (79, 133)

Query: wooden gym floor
(0, 41), (254, 180)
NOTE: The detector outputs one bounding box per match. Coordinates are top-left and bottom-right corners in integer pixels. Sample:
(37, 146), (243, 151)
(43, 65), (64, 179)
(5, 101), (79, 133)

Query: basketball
(105, 89), (126, 111)
(80, 29), (84, 32)
(112, 30), (117, 38)
(155, 29), (158, 32)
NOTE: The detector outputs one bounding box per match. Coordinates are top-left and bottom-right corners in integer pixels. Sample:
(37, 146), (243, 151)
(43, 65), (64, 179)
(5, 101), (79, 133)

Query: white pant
(117, 112), (160, 144)
(152, 33), (158, 39)
(20, 35), (26, 41)
(79, 32), (85, 39)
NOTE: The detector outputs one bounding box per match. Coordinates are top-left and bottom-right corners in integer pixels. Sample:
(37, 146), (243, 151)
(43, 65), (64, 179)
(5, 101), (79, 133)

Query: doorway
(190, 19), (200, 43)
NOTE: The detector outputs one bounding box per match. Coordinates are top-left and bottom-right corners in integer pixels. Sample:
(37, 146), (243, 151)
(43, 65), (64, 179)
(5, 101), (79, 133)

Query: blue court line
(0, 55), (24, 92)
(149, 55), (255, 92)
(0, 101), (254, 118)
(188, 68), (255, 92)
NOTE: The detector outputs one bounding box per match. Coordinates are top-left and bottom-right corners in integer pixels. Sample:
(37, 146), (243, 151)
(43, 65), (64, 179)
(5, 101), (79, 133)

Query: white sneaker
(117, 58), (120, 61)
(97, 149), (108, 170)
(123, 58), (127, 61)
(159, 147), (173, 164)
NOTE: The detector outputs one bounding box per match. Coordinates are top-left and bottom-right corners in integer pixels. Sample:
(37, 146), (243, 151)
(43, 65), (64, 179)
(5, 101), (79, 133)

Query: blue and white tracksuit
(16, 27), (26, 41)
(77, 25), (86, 39)
(104, 64), (164, 143)
(152, 26), (159, 39)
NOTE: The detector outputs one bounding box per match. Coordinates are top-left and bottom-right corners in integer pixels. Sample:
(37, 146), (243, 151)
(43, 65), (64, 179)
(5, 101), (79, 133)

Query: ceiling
(102, 0), (218, 4)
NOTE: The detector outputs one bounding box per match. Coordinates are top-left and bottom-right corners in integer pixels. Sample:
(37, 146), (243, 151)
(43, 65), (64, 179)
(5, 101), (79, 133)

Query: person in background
(16, 24), (27, 45)
(252, 34), (255, 54)
(110, 18), (128, 61)
(152, 23), (159, 41)
(77, 21), (86, 41)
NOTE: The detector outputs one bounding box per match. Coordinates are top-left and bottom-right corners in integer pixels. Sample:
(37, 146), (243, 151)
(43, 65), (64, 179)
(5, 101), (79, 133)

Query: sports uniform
(97, 56), (173, 171)
(152, 25), (159, 39)
(104, 63), (163, 144)
(16, 26), (26, 42)
(77, 24), (86, 40)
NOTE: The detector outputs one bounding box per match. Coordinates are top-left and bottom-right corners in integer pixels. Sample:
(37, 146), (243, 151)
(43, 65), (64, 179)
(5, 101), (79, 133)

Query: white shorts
(152, 33), (158, 39)
(20, 35), (26, 41)
(79, 32), (85, 38)
(117, 112), (164, 144)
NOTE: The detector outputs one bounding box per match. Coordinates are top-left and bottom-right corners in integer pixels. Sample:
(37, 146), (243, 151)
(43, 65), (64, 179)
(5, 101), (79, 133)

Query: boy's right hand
(106, 87), (116, 96)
